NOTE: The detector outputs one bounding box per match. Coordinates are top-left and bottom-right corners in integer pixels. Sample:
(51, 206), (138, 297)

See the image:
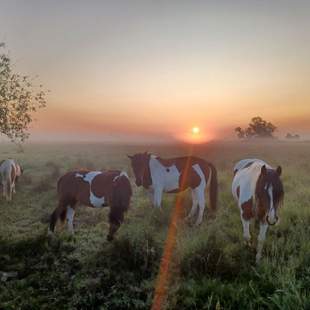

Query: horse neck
(142, 156), (152, 188)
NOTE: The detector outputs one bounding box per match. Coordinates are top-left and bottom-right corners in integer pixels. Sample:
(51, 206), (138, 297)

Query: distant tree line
(286, 133), (300, 139)
(235, 116), (277, 139)
(235, 117), (302, 140)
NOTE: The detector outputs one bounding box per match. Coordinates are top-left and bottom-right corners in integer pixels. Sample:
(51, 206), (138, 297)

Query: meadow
(0, 141), (310, 309)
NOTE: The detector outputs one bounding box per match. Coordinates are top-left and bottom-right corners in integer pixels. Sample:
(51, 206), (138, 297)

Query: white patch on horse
(76, 171), (106, 208)
(192, 164), (206, 187)
(267, 185), (276, 224)
(90, 191), (105, 208)
(149, 157), (180, 193)
(75, 171), (102, 183)
(232, 162), (265, 207)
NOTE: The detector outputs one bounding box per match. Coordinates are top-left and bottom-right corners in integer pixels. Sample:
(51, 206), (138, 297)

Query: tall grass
(0, 141), (309, 309)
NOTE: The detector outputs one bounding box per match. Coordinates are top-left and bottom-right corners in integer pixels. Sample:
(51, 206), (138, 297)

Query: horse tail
(110, 173), (132, 224)
(114, 173), (132, 210)
(207, 163), (218, 212)
(57, 174), (65, 195)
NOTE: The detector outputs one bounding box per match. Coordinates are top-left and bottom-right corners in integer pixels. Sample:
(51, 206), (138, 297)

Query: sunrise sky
(1, 1), (309, 142)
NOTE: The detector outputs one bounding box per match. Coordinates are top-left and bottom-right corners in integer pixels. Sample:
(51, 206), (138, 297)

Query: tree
(0, 43), (47, 143)
(234, 127), (245, 139)
(235, 116), (277, 139)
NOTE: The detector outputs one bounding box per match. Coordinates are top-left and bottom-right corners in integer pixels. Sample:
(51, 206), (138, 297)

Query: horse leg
(12, 178), (16, 194)
(2, 181), (7, 199)
(241, 216), (251, 245)
(256, 222), (268, 264)
(195, 187), (206, 226)
(186, 189), (198, 221)
(49, 201), (67, 235)
(153, 187), (163, 209)
(66, 204), (76, 234)
(6, 180), (12, 201)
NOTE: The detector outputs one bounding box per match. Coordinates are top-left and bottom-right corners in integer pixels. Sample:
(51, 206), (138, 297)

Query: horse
(0, 159), (23, 201)
(232, 158), (284, 263)
(128, 152), (217, 225)
(49, 169), (132, 241)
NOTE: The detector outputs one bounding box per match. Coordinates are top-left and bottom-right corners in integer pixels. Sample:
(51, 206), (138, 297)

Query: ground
(0, 141), (310, 309)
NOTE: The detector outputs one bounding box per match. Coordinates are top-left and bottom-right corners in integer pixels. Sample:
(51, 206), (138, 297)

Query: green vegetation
(0, 43), (47, 144)
(0, 141), (310, 309)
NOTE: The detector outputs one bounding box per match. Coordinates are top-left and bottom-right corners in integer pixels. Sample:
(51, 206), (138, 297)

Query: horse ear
(127, 155), (133, 159)
(261, 165), (267, 176)
(276, 166), (282, 176)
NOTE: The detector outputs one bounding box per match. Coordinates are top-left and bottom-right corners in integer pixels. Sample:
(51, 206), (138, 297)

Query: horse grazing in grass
(232, 159), (284, 263)
(0, 159), (23, 201)
(49, 170), (132, 241)
(128, 152), (217, 225)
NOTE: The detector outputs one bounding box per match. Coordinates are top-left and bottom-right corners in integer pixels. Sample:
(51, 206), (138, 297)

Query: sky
(0, 0), (309, 142)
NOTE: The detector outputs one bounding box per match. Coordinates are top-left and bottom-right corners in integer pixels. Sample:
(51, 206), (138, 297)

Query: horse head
(127, 152), (150, 187)
(256, 165), (284, 225)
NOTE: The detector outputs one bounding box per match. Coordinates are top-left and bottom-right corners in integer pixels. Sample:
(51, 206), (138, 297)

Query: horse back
(232, 161), (266, 203)
(155, 156), (214, 191)
(57, 170), (132, 207)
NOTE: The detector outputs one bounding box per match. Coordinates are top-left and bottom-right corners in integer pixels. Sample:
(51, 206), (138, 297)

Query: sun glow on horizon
(192, 126), (200, 135)
(173, 126), (214, 144)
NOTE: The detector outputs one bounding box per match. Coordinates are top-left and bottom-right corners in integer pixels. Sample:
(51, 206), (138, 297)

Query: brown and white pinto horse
(232, 159), (284, 263)
(0, 159), (23, 201)
(128, 153), (217, 225)
(49, 170), (132, 241)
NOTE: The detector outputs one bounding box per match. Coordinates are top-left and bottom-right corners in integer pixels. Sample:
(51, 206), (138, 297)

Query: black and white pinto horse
(232, 158), (284, 263)
(128, 153), (217, 225)
(49, 170), (132, 241)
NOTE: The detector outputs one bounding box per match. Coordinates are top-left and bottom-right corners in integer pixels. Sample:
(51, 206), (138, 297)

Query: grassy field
(0, 141), (310, 309)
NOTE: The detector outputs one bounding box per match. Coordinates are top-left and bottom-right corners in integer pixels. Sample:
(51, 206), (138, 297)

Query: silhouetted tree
(235, 116), (277, 139)
(235, 127), (245, 139)
(0, 43), (47, 143)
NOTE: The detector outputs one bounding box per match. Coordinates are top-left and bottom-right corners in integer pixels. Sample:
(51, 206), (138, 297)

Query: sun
(192, 126), (200, 135)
